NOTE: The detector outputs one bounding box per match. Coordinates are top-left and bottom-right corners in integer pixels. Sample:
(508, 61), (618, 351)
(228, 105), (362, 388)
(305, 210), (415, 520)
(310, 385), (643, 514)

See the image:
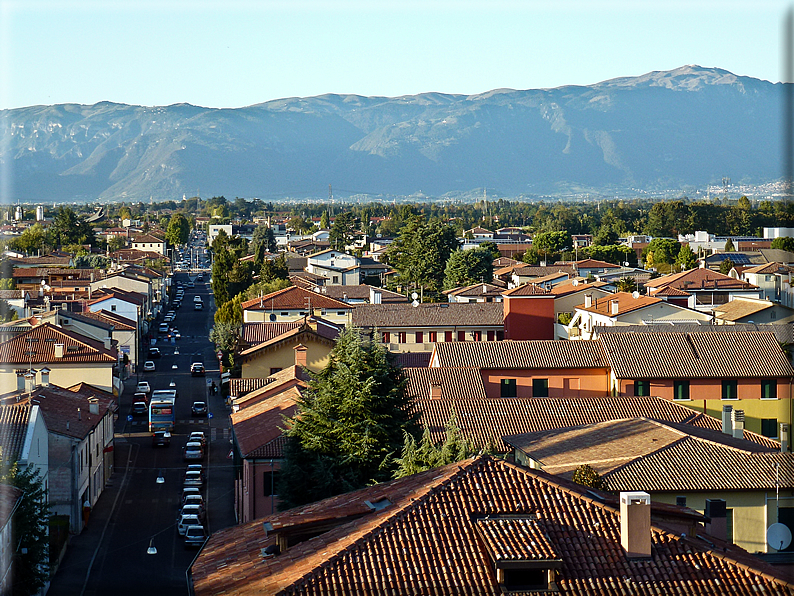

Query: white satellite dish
(572, 279), (579, 287)
(313, 287), (320, 293)
(767, 523), (792, 551)
(411, 300), (419, 308)
(632, 291), (640, 299)
(411, 292), (419, 300)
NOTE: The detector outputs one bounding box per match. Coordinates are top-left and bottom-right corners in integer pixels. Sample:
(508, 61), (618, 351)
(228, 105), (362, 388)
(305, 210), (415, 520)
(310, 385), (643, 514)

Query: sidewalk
(47, 440), (131, 596)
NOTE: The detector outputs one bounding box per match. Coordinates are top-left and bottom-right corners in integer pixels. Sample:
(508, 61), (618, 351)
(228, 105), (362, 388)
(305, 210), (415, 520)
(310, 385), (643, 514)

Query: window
(458, 331), (466, 342)
(337, 311), (345, 316)
(111, 304), (117, 312)
(398, 332), (406, 343)
(532, 378), (549, 398)
(473, 331), (482, 341)
(673, 380), (690, 400)
(634, 380), (650, 397)
(487, 330), (495, 341)
(761, 379), (777, 400)
(415, 332), (423, 344)
(761, 418), (778, 438)
(382, 332), (390, 343)
(263, 471), (279, 496)
(503, 568), (547, 592)
(722, 379), (738, 400)
(332, 276), (339, 284)
(429, 331), (437, 342)
(269, 367), (282, 375)
(445, 331), (453, 342)
(726, 509), (734, 544)
(496, 331), (504, 341)
(500, 379), (517, 398)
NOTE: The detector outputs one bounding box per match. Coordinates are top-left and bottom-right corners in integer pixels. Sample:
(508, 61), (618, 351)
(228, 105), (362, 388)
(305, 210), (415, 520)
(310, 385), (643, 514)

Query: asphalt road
(49, 270), (236, 596)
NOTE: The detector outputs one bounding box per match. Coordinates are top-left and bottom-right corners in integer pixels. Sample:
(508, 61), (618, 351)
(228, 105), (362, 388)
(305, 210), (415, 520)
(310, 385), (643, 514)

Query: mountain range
(0, 65), (785, 202)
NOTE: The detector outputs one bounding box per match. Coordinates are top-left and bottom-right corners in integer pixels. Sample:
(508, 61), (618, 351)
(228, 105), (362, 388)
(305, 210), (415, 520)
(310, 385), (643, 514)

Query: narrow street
(49, 271), (235, 596)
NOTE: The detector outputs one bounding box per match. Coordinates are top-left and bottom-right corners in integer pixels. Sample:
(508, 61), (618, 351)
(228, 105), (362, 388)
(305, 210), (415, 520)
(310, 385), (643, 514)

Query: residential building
(444, 282), (505, 303)
(307, 284), (408, 305)
(191, 456), (794, 595)
(0, 402), (49, 490)
(241, 286), (352, 326)
(58, 310), (138, 372)
(352, 302), (505, 352)
(504, 417), (794, 553)
(0, 323), (118, 394)
(646, 268), (760, 312)
(741, 262), (792, 303)
(0, 485), (22, 594)
(87, 289), (149, 335)
(568, 291), (712, 340)
(546, 279), (611, 338)
(713, 297), (794, 325)
(305, 249), (361, 286)
(0, 290), (30, 319)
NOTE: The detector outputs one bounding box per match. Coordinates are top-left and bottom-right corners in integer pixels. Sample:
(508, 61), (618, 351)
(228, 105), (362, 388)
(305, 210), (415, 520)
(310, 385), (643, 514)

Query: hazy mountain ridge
(0, 65), (784, 201)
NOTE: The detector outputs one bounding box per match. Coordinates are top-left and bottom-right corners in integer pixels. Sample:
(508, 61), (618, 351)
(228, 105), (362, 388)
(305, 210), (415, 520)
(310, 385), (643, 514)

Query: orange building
(501, 284), (555, 340)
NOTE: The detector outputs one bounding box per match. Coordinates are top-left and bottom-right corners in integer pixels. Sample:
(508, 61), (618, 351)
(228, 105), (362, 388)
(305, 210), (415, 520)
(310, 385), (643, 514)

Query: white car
(177, 514), (202, 536)
(136, 381), (151, 393)
(143, 361), (156, 372)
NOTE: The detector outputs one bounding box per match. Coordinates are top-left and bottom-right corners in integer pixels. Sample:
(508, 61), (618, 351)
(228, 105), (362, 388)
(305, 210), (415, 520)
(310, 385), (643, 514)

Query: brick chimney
(294, 343), (308, 368)
(731, 409), (745, 439)
(704, 499), (727, 541)
(620, 491), (651, 558)
(429, 380), (442, 399)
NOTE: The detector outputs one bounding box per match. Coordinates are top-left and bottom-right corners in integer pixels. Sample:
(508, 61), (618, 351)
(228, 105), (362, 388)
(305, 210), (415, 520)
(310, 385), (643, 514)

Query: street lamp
(147, 538), (157, 555)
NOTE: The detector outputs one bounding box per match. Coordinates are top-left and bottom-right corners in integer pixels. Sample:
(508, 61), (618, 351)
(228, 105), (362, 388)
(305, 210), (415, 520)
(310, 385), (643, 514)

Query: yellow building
(239, 320), (338, 378)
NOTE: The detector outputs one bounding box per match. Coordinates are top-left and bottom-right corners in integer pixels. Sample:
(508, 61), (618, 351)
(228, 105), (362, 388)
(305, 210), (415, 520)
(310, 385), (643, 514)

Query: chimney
(24, 372), (35, 393)
(16, 373), (25, 392)
(430, 380), (442, 399)
(721, 405), (733, 435)
(104, 337), (112, 350)
(39, 368), (50, 387)
(89, 400), (99, 415)
(294, 343), (308, 368)
(77, 407), (81, 421)
(780, 423), (790, 453)
(370, 287), (382, 305)
(620, 491), (651, 558)
(610, 300), (619, 316)
(731, 409), (745, 439)
(584, 294), (592, 308)
(54, 343), (64, 359)
(704, 499), (727, 542)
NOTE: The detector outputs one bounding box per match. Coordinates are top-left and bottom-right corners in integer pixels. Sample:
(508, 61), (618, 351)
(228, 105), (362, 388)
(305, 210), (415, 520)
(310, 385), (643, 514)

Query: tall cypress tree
(278, 327), (419, 508)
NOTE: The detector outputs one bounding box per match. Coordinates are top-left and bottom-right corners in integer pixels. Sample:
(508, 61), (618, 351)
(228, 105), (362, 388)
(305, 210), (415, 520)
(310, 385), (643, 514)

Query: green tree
(478, 241), (501, 261)
(0, 278), (15, 290)
(615, 277), (637, 293)
(278, 327), (419, 508)
(107, 235), (127, 252)
(320, 210), (330, 230)
(242, 278), (292, 301)
(329, 212), (359, 252)
(532, 230), (572, 256)
(724, 237), (735, 252)
(771, 236), (794, 253)
(645, 201), (690, 237)
(642, 238), (680, 269)
(46, 207), (96, 249)
(165, 213), (190, 247)
(384, 217), (459, 293)
(1, 462), (50, 595)
(393, 412), (471, 478)
(287, 215), (313, 234)
(209, 295), (243, 359)
(675, 244), (697, 270)
(260, 254), (289, 283)
(11, 224), (46, 255)
(443, 248), (494, 290)
(250, 225), (277, 266)
(720, 258), (736, 275)
(571, 464), (608, 491)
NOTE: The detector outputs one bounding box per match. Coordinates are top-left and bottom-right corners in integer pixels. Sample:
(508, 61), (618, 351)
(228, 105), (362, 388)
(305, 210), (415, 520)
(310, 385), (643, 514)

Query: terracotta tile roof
(713, 299), (778, 321)
(502, 283), (551, 296)
(8, 255), (72, 267)
(239, 324), (339, 358)
(404, 367), (487, 400)
(12, 267), (94, 279)
(89, 289), (145, 306)
(233, 366), (310, 410)
(576, 291), (662, 316)
(229, 378), (271, 399)
(242, 322), (303, 345)
(352, 302), (504, 328)
(131, 234), (165, 244)
(414, 395), (777, 453)
(0, 290), (25, 299)
(0, 323), (117, 364)
(444, 282), (504, 298)
(743, 261), (790, 275)
(431, 339), (608, 369)
(241, 286), (351, 312)
(5, 385), (113, 440)
(191, 456), (794, 596)
(574, 258), (622, 269)
(0, 402), (32, 461)
(61, 310), (115, 331)
(650, 285), (691, 297)
(600, 330), (794, 379)
(393, 352), (432, 368)
(85, 309), (136, 331)
(650, 267), (759, 292)
(0, 484), (23, 530)
(492, 257), (519, 268)
(512, 265), (576, 278)
(315, 285), (408, 304)
(231, 386), (301, 458)
(548, 279), (610, 298)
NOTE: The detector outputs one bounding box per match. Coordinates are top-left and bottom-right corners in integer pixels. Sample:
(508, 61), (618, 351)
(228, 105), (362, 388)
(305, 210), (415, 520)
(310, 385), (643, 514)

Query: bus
(152, 389), (178, 401)
(149, 397), (176, 433)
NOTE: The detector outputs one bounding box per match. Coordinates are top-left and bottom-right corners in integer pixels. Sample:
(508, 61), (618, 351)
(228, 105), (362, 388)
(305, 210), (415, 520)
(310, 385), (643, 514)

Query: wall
(0, 364), (115, 395)
(481, 368), (610, 398)
(48, 433), (81, 532)
(242, 338), (332, 378)
(243, 308), (349, 326)
(238, 458), (281, 523)
(503, 296), (555, 340)
(380, 326), (504, 353)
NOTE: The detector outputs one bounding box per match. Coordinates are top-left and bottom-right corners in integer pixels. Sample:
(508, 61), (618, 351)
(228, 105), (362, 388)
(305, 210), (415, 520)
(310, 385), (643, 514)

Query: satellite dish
(411, 292), (419, 300)
(313, 287), (320, 293)
(767, 523), (792, 551)
(572, 279), (579, 287)
(411, 300), (419, 308)
(632, 291), (640, 299)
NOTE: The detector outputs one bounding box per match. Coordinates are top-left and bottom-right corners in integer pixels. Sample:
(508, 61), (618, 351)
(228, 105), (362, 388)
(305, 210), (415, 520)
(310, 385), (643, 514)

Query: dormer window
(474, 515), (561, 593)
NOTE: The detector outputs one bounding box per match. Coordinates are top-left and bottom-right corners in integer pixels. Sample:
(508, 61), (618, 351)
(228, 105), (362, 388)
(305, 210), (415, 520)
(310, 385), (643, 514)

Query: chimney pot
(584, 294), (592, 308)
(780, 423), (790, 453)
(610, 299), (619, 316)
(77, 407), (81, 421)
(731, 409), (745, 439)
(620, 491), (651, 558)
(721, 405), (733, 435)
(54, 343), (64, 358)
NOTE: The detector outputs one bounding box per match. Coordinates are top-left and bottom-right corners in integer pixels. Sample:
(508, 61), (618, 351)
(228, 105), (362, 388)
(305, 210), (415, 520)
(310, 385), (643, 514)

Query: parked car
(182, 494), (205, 513)
(136, 381), (151, 394)
(190, 363), (205, 377)
(152, 431), (171, 447)
(184, 471), (204, 487)
(180, 502), (205, 521)
(194, 302), (203, 311)
(132, 401), (148, 416)
(148, 347), (161, 359)
(184, 524), (208, 548)
(191, 401), (207, 417)
(183, 442), (204, 461)
(177, 514), (203, 536)
(187, 281), (195, 288)
(143, 360), (156, 372)
(158, 322), (169, 333)
(188, 431), (207, 447)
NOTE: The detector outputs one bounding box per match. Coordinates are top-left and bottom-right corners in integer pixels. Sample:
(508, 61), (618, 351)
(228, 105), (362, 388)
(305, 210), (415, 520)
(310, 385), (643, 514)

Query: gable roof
(351, 302), (504, 328)
(743, 261), (792, 275)
(404, 367), (487, 400)
(191, 456), (794, 596)
(431, 339), (608, 369)
(242, 322), (303, 345)
(131, 234), (165, 244)
(0, 402), (32, 461)
(649, 267), (758, 292)
(241, 286), (351, 312)
(0, 323), (117, 364)
(576, 291), (663, 316)
(712, 298), (780, 321)
(547, 279), (611, 298)
(574, 258), (621, 269)
(231, 386), (301, 458)
(229, 378), (271, 399)
(600, 330), (794, 379)
(443, 282), (504, 299)
(502, 283), (552, 297)
(239, 324), (339, 359)
(315, 285), (408, 303)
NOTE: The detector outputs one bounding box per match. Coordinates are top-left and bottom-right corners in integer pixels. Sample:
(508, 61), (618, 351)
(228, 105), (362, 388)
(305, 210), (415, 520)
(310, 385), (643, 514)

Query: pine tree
(571, 464), (608, 491)
(278, 327), (419, 508)
(393, 411), (472, 479)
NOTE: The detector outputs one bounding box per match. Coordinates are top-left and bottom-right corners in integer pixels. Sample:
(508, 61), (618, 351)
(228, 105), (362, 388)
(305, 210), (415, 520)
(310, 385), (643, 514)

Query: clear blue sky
(1, 0), (790, 110)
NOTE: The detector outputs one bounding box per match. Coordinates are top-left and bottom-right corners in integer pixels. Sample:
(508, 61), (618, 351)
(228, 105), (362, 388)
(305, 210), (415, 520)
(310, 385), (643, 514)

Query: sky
(0, 0), (792, 110)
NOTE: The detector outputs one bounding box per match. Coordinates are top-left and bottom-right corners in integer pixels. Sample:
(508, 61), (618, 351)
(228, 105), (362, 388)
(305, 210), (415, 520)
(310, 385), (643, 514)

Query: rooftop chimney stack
(610, 300), (619, 316)
(89, 401), (99, 415)
(54, 343), (64, 359)
(781, 423), (790, 453)
(721, 405), (733, 435)
(731, 409), (745, 439)
(704, 499), (727, 542)
(584, 294), (592, 308)
(104, 337), (112, 350)
(370, 287), (382, 305)
(77, 407), (82, 421)
(620, 491), (652, 558)
(24, 372), (35, 393)
(430, 381), (442, 399)
(294, 344), (308, 368)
